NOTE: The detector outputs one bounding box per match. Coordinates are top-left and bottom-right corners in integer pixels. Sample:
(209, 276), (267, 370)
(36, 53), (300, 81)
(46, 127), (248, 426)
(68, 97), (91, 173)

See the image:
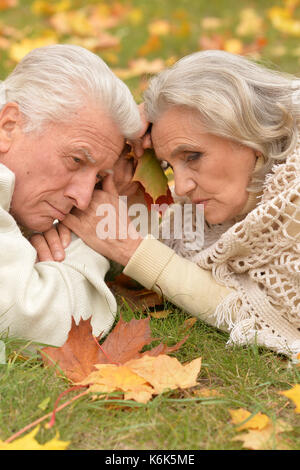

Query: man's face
(3, 105), (124, 231)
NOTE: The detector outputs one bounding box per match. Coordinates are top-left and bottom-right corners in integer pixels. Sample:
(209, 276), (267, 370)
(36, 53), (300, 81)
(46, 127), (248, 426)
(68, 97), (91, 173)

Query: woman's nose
(173, 170), (196, 197)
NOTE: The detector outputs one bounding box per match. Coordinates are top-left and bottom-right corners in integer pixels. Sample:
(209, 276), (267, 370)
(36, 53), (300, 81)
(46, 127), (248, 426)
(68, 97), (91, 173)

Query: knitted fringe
(213, 290), (300, 360)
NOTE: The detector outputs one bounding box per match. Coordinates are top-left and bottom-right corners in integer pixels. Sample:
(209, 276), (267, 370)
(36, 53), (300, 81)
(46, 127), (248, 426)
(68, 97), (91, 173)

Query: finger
(102, 173), (119, 196)
(43, 227), (66, 261)
(30, 234), (55, 262)
(57, 223), (72, 248)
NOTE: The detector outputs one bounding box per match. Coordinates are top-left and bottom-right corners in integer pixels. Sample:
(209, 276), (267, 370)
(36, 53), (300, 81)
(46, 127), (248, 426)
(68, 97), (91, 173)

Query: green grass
(0, 0), (300, 450)
(1, 305), (300, 450)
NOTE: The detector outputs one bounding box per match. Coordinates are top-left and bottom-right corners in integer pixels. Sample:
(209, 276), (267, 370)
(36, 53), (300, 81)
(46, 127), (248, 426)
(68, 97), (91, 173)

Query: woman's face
(151, 106), (257, 224)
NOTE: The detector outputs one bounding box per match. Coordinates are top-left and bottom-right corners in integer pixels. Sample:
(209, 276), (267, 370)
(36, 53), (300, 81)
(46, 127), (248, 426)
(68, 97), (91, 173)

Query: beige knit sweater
(124, 141), (300, 359)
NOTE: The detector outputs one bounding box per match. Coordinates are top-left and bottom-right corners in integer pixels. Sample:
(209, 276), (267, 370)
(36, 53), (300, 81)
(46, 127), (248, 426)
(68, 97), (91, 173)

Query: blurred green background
(0, 0), (300, 102)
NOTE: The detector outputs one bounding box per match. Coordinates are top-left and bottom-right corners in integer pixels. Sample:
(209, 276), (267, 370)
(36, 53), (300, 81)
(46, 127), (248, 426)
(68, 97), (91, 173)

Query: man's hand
(63, 174), (143, 266)
(30, 224), (72, 262)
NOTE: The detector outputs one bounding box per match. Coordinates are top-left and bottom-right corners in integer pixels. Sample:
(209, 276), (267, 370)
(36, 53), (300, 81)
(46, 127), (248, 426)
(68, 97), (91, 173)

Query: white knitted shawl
(161, 139), (300, 359)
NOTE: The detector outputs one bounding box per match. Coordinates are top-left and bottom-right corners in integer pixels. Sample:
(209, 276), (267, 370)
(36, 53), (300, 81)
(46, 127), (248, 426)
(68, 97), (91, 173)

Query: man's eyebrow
(75, 147), (96, 164)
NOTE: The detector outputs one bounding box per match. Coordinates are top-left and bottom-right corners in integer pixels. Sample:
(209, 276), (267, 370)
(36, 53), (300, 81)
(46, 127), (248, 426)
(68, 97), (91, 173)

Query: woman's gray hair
(144, 50), (300, 191)
(0, 44), (141, 138)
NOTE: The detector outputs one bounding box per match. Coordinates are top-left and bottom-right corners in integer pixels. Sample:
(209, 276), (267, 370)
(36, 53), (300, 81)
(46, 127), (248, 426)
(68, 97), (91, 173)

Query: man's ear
(0, 102), (21, 153)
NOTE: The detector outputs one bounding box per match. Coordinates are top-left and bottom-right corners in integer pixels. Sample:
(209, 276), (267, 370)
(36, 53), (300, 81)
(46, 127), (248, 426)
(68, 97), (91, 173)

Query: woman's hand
(30, 224), (72, 262)
(129, 103), (152, 157)
(63, 174), (143, 266)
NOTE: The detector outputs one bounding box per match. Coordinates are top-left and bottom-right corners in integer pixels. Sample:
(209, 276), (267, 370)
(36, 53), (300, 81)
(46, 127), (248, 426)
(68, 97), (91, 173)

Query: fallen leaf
(201, 17), (223, 30)
(232, 419), (292, 450)
(107, 273), (163, 312)
(79, 354), (201, 403)
(279, 384), (300, 413)
(138, 34), (162, 56)
(148, 20), (171, 36)
(236, 8), (264, 37)
(31, 0), (71, 16)
(41, 316), (187, 382)
(149, 309), (171, 319)
(126, 354), (201, 394)
(113, 58), (165, 80)
(0, 426), (69, 450)
(9, 36), (57, 62)
(193, 387), (221, 397)
(78, 363), (155, 403)
(229, 408), (271, 431)
(41, 317), (106, 382)
(0, 0), (17, 10)
(268, 6), (300, 37)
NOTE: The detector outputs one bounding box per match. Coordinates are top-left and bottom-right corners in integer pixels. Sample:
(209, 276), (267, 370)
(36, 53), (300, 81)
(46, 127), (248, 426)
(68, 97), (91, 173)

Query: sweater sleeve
(123, 236), (235, 332)
(0, 165), (117, 347)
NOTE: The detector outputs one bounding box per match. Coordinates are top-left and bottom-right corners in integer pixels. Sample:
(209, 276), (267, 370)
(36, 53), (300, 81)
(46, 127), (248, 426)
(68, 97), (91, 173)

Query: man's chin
(17, 217), (55, 233)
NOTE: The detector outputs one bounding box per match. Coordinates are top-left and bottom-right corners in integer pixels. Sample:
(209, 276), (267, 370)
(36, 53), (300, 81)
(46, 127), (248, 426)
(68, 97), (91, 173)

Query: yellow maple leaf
(229, 408), (270, 431)
(31, 0), (71, 16)
(113, 58), (165, 80)
(9, 36), (57, 62)
(78, 364), (155, 404)
(236, 8), (264, 37)
(0, 426), (69, 450)
(148, 20), (171, 36)
(125, 354), (201, 394)
(279, 384), (300, 413)
(232, 419), (292, 450)
(223, 38), (243, 55)
(268, 6), (300, 36)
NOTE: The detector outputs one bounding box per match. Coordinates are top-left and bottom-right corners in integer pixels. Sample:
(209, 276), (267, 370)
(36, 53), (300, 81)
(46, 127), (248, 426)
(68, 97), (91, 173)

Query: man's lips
(47, 203), (69, 220)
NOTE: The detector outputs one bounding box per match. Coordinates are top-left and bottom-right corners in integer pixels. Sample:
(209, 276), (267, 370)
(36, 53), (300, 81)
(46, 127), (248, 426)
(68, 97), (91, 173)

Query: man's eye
(71, 157), (82, 164)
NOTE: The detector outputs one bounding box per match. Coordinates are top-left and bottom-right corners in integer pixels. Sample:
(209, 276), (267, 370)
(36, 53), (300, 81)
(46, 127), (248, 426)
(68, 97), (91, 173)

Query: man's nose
(65, 173), (96, 211)
(173, 170), (196, 197)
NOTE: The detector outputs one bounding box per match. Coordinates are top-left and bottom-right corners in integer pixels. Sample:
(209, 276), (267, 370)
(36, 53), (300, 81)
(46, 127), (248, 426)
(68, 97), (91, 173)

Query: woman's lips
(192, 199), (210, 206)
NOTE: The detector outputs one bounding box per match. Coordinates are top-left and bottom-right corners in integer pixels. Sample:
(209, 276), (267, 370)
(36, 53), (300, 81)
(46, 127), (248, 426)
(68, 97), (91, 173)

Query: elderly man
(0, 44), (142, 347)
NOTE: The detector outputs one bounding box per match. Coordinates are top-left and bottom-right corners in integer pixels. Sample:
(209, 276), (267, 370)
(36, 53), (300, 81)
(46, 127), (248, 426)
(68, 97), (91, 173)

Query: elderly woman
(36, 51), (300, 359)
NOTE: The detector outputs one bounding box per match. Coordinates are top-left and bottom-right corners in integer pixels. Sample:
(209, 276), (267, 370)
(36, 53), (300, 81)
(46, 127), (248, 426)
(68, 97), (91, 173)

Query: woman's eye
(186, 152), (202, 162)
(72, 157), (82, 164)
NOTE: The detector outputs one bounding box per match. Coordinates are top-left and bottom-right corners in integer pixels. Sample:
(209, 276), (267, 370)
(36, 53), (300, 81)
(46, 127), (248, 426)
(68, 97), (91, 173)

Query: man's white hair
(0, 44), (141, 138)
(144, 50), (300, 191)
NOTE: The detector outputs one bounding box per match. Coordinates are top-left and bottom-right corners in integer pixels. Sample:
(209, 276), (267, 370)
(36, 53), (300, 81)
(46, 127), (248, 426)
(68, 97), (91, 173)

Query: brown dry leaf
(149, 310), (172, 319)
(229, 408), (271, 431)
(107, 272), (163, 312)
(232, 419), (292, 450)
(279, 384), (300, 413)
(41, 316), (188, 382)
(125, 354), (201, 394)
(41, 317), (106, 382)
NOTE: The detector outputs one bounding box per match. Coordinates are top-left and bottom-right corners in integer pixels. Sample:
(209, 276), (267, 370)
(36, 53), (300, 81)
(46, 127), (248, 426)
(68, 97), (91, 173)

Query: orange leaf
(41, 316), (188, 382)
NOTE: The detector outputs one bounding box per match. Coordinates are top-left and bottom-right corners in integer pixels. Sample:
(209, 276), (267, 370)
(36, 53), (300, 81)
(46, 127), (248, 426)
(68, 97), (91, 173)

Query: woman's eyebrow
(170, 144), (200, 157)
